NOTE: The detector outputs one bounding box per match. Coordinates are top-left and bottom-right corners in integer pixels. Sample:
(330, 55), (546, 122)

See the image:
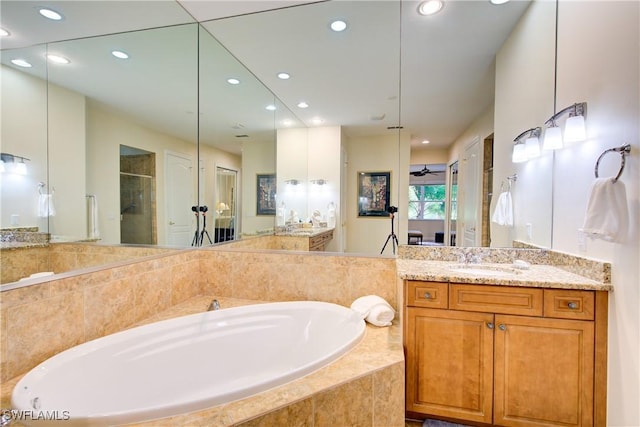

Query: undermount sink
(448, 264), (521, 277)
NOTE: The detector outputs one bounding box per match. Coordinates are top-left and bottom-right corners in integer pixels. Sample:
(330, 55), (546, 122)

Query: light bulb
(15, 161), (27, 175)
(525, 136), (541, 159)
(564, 115), (586, 142)
(512, 143), (527, 163)
(0, 160), (5, 173)
(542, 126), (563, 150)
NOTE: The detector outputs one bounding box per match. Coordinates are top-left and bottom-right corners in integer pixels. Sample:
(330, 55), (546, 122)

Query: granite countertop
(274, 227), (334, 237)
(0, 241), (49, 250)
(397, 259), (612, 291)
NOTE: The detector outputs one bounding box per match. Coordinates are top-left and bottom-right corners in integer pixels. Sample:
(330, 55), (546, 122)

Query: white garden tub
(11, 301), (365, 426)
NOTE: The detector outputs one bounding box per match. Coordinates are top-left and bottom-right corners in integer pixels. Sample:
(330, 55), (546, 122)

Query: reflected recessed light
(266, 105), (277, 111)
(330, 20), (347, 32)
(277, 72), (290, 80)
(11, 59), (32, 68)
(418, 0), (444, 16)
(421, 140), (431, 144)
(297, 102), (309, 109)
(490, 0), (510, 4)
(111, 50), (129, 59)
(47, 54), (70, 64)
(282, 119), (293, 126)
(227, 78), (240, 85)
(0, 28), (10, 37)
(39, 8), (63, 21)
(311, 117), (324, 125)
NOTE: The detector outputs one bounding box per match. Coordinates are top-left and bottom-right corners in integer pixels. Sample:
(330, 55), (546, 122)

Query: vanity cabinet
(308, 229), (334, 251)
(405, 280), (608, 427)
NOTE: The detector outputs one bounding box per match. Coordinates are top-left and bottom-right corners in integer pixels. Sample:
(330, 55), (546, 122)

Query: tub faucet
(207, 299), (220, 311)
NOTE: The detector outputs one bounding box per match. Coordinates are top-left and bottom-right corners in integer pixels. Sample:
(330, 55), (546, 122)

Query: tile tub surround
(1, 296), (405, 427)
(398, 245), (611, 284)
(0, 242), (176, 285)
(0, 248), (399, 385)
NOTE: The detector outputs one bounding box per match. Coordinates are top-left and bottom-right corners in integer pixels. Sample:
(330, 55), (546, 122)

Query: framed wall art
(256, 173), (276, 215)
(357, 171), (391, 217)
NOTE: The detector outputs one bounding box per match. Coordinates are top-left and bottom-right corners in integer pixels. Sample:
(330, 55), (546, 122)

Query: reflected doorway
(446, 161), (458, 246)
(214, 167), (237, 243)
(120, 145), (156, 245)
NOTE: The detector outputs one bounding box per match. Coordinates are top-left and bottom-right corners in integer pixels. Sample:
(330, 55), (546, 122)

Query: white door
(165, 151), (194, 246)
(461, 137), (481, 247)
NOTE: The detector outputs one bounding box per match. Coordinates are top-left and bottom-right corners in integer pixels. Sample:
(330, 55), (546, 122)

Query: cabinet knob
(424, 292), (432, 299)
(567, 302), (578, 309)
(486, 322), (494, 329)
(498, 324), (507, 331)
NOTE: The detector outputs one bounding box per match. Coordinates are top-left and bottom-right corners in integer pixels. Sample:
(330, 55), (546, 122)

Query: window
(409, 184), (451, 220)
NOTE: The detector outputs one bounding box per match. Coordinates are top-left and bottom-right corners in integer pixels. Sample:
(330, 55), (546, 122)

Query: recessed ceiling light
(490, 0), (510, 4)
(111, 50), (129, 59)
(311, 117), (324, 125)
(417, 0), (444, 16)
(282, 119), (293, 126)
(227, 78), (240, 85)
(277, 72), (290, 80)
(39, 8), (63, 21)
(11, 59), (32, 68)
(330, 20), (347, 32)
(266, 105), (277, 111)
(421, 140), (431, 144)
(0, 28), (10, 37)
(46, 54), (70, 64)
(297, 102), (309, 109)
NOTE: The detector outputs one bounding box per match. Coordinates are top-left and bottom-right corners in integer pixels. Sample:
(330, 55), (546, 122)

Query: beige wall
(346, 132), (410, 254)
(1, 65), (51, 231)
(494, 0), (556, 248)
(86, 102), (198, 245)
(241, 138), (276, 235)
(552, 2), (639, 424)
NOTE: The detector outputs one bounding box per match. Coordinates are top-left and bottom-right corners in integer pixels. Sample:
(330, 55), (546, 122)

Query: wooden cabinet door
(493, 315), (594, 427)
(406, 307), (494, 424)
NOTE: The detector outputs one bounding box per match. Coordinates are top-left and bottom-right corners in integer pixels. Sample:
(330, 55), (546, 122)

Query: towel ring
(595, 144), (631, 183)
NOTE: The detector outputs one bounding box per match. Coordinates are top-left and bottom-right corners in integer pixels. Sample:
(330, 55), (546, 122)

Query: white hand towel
(580, 177), (629, 242)
(37, 194), (56, 217)
(350, 295), (395, 327)
(491, 191), (513, 227)
(87, 196), (100, 239)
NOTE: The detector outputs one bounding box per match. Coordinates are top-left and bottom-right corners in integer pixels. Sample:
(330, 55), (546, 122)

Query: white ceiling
(0, 0), (531, 153)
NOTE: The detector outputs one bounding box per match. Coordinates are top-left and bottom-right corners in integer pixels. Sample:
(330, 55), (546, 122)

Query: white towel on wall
(491, 191), (513, 227)
(350, 295), (395, 327)
(37, 194), (56, 217)
(87, 195), (100, 240)
(580, 177), (629, 242)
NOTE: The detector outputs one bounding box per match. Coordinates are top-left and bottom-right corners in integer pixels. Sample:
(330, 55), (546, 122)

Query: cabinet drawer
(407, 281), (448, 309)
(450, 284), (543, 316)
(544, 289), (595, 320)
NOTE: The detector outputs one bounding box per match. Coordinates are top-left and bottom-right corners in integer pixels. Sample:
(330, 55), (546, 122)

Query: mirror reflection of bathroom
(119, 145), (156, 245)
(408, 163), (447, 246)
(448, 161), (458, 246)
(214, 167), (237, 243)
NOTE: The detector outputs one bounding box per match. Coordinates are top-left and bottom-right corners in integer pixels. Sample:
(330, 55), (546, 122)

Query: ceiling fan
(410, 165), (443, 177)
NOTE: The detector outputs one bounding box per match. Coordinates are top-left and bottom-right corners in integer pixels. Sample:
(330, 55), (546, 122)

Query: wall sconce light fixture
(0, 152), (30, 175)
(543, 102), (587, 150)
(310, 179), (327, 185)
(512, 127), (541, 163)
(284, 179), (300, 185)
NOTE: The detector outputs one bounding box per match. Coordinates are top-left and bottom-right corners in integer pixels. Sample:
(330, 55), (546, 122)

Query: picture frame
(256, 173), (276, 215)
(357, 171), (391, 217)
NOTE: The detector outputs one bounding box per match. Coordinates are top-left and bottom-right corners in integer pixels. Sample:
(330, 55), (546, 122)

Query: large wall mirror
(2, 0), (557, 286)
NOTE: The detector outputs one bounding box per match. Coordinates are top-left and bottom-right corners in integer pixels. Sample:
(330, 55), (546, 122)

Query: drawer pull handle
(498, 324), (507, 331)
(424, 292), (432, 299)
(486, 322), (494, 329)
(567, 302), (578, 309)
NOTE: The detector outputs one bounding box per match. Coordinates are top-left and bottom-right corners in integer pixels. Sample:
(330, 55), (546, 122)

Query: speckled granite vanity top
(274, 226), (334, 237)
(397, 245), (612, 291)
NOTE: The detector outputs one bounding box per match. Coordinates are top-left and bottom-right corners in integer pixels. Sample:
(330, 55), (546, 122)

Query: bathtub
(11, 301), (366, 426)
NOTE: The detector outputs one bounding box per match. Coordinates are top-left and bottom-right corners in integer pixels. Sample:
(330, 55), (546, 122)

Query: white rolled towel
(350, 295), (395, 327)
